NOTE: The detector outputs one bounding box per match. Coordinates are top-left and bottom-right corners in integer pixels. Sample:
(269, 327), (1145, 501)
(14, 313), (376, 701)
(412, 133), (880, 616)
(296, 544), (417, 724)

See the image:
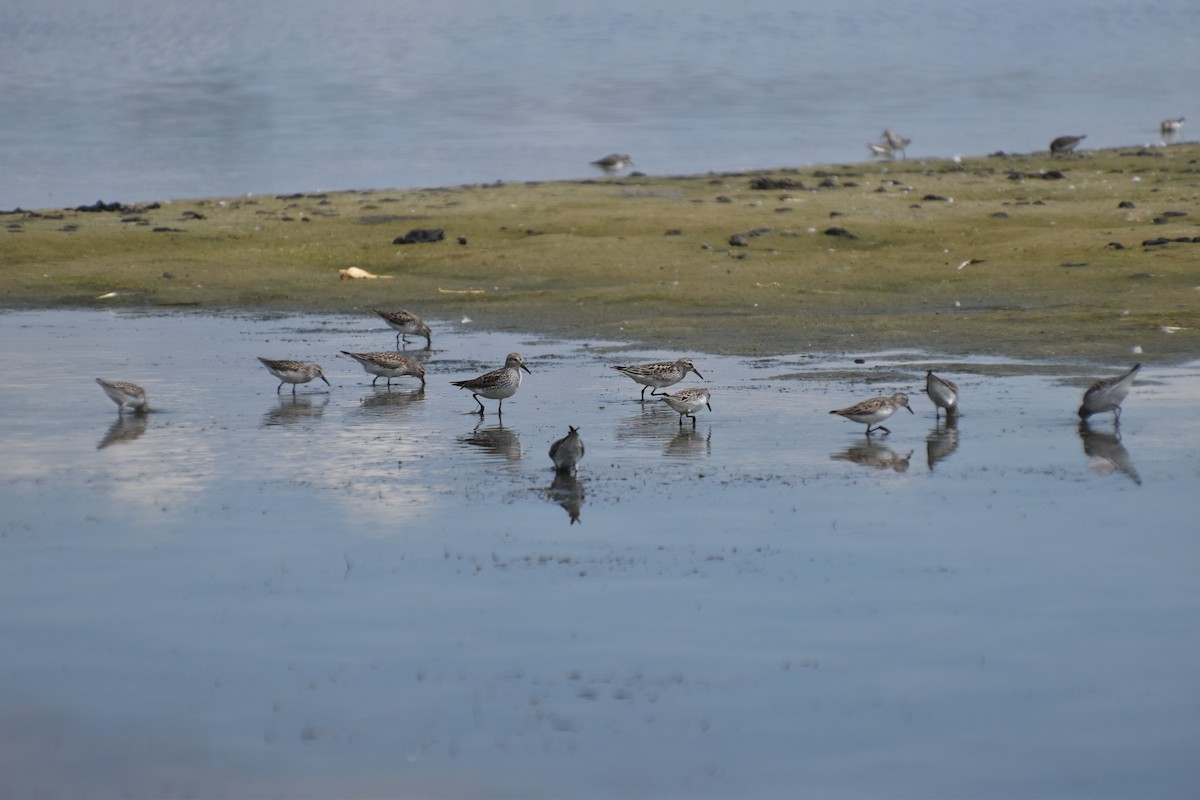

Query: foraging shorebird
(1078, 363), (1141, 423)
(374, 309), (432, 348)
(340, 351), (425, 387)
(590, 153), (634, 174)
(925, 370), (960, 419)
(257, 358), (331, 394)
(95, 378), (149, 414)
(659, 388), (712, 427)
(1050, 134), (1086, 156)
(830, 392), (913, 436)
(549, 426), (585, 474)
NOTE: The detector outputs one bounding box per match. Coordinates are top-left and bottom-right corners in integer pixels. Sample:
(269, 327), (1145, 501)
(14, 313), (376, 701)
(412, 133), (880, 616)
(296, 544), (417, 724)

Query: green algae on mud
(2, 145), (1198, 362)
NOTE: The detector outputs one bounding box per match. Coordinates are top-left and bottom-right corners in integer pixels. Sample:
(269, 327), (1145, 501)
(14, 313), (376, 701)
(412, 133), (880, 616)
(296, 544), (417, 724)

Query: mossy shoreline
(3, 145), (1198, 363)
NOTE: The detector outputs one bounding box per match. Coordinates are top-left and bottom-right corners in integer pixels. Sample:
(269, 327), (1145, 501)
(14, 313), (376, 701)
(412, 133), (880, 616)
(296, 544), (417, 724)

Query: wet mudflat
(1, 310), (1197, 799)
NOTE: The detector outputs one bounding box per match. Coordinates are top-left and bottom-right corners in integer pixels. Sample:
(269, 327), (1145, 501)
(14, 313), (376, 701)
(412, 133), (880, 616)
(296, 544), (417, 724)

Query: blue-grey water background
(1, 0), (1197, 210)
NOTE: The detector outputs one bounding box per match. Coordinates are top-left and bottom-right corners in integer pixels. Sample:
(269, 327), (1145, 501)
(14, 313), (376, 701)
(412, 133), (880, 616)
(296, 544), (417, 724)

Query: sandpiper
(1160, 117), (1185, 137)
(867, 141), (894, 159)
(830, 392), (913, 435)
(451, 352), (531, 415)
(882, 129), (911, 159)
(549, 425), (585, 473)
(257, 357), (331, 394)
(1078, 363), (1140, 423)
(1050, 134), (1086, 156)
(590, 153), (633, 174)
(660, 388), (712, 427)
(340, 351), (425, 387)
(373, 309), (432, 348)
(925, 370), (960, 419)
(613, 357), (703, 401)
(95, 378), (149, 413)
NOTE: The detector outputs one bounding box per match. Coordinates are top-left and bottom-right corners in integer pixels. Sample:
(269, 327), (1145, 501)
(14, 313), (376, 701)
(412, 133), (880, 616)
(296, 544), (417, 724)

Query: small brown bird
(549, 426), (585, 473)
(95, 378), (149, 413)
(374, 309), (432, 348)
(830, 392), (913, 436)
(590, 153), (633, 173)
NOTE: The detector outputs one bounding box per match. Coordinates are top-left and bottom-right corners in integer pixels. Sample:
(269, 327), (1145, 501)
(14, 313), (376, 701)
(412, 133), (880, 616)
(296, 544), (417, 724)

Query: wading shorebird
(612, 357), (704, 401)
(925, 370), (960, 419)
(451, 352), (531, 415)
(340, 351), (425, 387)
(549, 426), (585, 474)
(830, 392), (913, 436)
(1078, 363), (1141, 424)
(660, 388), (712, 427)
(374, 309), (432, 348)
(257, 358), (331, 395)
(95, 378), (149, 414)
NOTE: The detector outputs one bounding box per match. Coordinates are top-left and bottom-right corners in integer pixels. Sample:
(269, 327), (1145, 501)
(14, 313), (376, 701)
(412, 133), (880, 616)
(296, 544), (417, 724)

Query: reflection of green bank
(4, 145), (1198, 362)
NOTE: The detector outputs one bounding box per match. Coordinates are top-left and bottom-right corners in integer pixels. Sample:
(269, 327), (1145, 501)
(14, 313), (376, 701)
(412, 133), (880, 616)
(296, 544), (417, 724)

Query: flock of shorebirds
(95, 309), (1144, 477)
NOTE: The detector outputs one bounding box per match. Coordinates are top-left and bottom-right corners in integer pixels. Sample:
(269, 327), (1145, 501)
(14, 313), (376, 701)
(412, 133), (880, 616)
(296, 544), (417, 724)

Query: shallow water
(1, 310), (1198, 798)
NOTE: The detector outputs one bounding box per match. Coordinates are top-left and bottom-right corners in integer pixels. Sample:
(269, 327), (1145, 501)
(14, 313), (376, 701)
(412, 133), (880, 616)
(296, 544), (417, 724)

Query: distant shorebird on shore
(882, 129), (911, 159)
(867, 141), (894, 159)
(1050, 134), (1086, 156)
(590, 153), (633, 174)
(1160, 117), (1184, 141)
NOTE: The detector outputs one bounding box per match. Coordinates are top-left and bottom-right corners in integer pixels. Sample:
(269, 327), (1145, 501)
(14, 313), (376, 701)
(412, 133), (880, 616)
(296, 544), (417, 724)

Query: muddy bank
(2, 145), (1198, 362)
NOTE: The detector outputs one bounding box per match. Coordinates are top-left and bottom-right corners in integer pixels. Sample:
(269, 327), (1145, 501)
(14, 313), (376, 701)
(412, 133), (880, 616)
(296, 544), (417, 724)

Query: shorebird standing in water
(451, 352), (531, 415)
(96, 378), (149, 413)
(830, 392), (913, 436)
(1050, 134), (1086, 156)
(1078, 363), (1141, 424)
(925, 370), (960, 419)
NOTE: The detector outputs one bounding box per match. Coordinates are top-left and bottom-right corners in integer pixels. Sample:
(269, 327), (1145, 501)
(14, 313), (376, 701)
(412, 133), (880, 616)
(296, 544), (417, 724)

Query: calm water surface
(1, 0), (1197, 209)
(0, 310), (1197, 798)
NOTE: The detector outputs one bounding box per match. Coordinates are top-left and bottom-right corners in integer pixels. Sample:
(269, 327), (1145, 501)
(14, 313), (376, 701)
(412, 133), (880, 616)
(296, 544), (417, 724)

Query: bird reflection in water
(830, 441), (913, 473)
(260, 394), (329, 427)
(96, 413), (149, 450)
(547, 472), (585, 524)
(1079, 423), (1141, 486)
(665, 426), (712, 458)
(926, 416), (960, 471)
(459, 421), (522, 461)
(357, 386), (425, 413)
